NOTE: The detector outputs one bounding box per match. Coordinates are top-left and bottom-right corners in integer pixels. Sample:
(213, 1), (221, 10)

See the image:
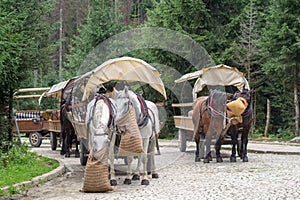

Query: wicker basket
(116, 107), (144, 156)
(81, 146), (113, 193)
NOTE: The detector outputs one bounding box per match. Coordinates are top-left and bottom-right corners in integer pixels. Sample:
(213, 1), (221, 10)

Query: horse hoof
(230, 156), (236, 162)
(65, 154), (70, 158)
(141, 179), (149, 185)
(75, 151), (80, 158)
(243, 156), (248, 162)
(152, 173), (159, 179)
(195, 157), (201, 162)
(110, 180), (117, 186)
(124, 178), (131, 185)
(60, 150), (65, 155)
(132, 174), (140, 180)
(216, 157), (223, 163)
(203, 158), (210, 163)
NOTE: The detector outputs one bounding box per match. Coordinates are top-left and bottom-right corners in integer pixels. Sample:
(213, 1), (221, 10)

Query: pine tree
(261, 0), (300, 135)
(0, 0), (55, 143)
(65, 0), (125, 77)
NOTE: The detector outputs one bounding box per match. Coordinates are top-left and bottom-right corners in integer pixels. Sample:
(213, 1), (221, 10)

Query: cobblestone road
(4, 139), (300, 200)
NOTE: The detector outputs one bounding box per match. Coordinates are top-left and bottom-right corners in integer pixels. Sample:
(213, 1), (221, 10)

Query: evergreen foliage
(260, 0), (300, 135)
(0, 0), (55, 144)
(1, 0), (299, 142)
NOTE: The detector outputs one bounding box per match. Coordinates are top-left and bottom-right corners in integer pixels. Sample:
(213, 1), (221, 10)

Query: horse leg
(203, 134), (212, 163)
(195, 132), (205, 162)
(241, 131), (249, 162)
(60, 131), (66, 155)
(230, 139), (237, 162)
(65, 134), (71, 158)
(215, 136), (223, 162)
(124, 156), (133, 185)
(132, 156), (141, 180)
(237, 132), (242, 159)
(230, 127), (238, 162)
(195, 137), (200, 162)
(140, 137), (150, 185)
(74, 134), (80, 158)
(109, 133), (117, 186)
(148, 136), (158, 178)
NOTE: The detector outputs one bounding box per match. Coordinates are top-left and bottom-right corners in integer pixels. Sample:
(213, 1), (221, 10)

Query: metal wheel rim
(30, 133), (38, 144)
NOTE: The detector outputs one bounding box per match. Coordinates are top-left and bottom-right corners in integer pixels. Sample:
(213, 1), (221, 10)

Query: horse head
(114, 86), (133, 121)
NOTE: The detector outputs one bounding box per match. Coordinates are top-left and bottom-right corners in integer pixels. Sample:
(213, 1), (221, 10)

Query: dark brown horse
(60, 97), (79, 158)
(192, 90), (228, 163)
(227, 89), (254, 162)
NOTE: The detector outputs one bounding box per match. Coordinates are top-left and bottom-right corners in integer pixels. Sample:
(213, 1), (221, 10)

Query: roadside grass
(249, 133), (295, 142)
(0, 142), (59, 196)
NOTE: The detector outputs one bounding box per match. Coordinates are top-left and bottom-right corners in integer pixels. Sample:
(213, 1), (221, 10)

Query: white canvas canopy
(43, 80), (69, 98)
(81, 57), (167, 101)
(174, 64), (250, 100)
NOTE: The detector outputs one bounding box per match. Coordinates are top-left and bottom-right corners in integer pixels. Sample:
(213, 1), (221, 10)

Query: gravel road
(3, 139), (300, 200)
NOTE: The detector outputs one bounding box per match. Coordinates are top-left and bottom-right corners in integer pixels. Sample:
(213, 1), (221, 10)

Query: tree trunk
(8, 87), (14, 142)
(264, 98), (270, 137)
(294, 73), (299, 136)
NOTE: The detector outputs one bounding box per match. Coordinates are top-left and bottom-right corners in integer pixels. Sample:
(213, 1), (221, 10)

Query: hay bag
(227, 97), (248, 124)
(81, 146), (113, 193)
(116, 107), (144, 157)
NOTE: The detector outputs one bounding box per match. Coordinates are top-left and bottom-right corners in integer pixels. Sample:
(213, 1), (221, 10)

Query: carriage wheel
(179, 129), (187, 152)
(80, 139), (88, 166)
(29, 132), (43, 147)
(50, 132), (57, 151)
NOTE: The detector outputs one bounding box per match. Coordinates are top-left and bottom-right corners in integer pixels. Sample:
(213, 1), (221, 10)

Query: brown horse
(227, 89), (254, 162)
(192, 90), (228, 163)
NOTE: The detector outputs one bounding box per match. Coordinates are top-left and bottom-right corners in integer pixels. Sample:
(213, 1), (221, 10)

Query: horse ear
(124, 85), (129, 94)
(112, 87), (119, 98)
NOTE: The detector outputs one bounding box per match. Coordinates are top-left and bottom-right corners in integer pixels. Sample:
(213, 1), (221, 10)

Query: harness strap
(147, 107), (156, 139)
(95, 94), (116, 129)
(136, 94), (149, 128)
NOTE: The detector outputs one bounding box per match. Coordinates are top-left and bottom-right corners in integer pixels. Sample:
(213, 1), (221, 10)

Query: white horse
(85, 93), (117, 164)
(112, 86), (160, 185)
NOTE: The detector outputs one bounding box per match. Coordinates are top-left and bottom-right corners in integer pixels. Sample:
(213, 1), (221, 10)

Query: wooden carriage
(40, 78), (78, 150)
(65, 57), (167, 165)
(13, 87), (57, 147)
(172, 64), (250, 152)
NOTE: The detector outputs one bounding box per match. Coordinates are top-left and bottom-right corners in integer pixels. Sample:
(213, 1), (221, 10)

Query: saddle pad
(81, 146), (113, 193)
(116, 107), (144, 156)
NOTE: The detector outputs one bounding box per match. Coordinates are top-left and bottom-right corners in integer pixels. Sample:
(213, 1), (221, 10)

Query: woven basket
(116, 107), (144, 156)
(81, 146), (113, 193)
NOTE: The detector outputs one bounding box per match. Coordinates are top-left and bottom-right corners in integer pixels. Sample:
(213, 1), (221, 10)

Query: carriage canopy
(81, 56), (167, 101)
(174, 64), (250, 100)
(41, 77), (78, 99)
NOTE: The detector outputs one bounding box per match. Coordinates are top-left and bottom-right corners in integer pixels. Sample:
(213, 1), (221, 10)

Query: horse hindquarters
(192, 97), (209, 162)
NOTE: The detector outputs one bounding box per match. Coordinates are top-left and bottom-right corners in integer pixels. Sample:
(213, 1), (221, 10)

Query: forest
(1, 0), (299, 144)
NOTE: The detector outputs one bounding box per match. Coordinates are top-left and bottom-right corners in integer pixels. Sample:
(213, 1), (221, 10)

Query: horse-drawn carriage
(63, 57), (166, 187)
(13, 87), (61, 147)
(172, 64), (251, 153)
(39, 78), (78, 151)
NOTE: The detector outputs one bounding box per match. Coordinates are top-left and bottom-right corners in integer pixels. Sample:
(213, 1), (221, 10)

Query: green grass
(0, 143), (59, 196)
(249, 133), (295, 141)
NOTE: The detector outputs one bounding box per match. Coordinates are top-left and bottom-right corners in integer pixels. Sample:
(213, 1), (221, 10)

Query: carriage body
(12, 87), (62, 147)
(172, 64), (250, 152)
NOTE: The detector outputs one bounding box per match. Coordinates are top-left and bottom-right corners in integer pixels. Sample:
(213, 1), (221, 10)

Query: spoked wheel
(80, 138), (88, 166)
(29, 132), (43, 147)
(50, 132), (57, 150)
